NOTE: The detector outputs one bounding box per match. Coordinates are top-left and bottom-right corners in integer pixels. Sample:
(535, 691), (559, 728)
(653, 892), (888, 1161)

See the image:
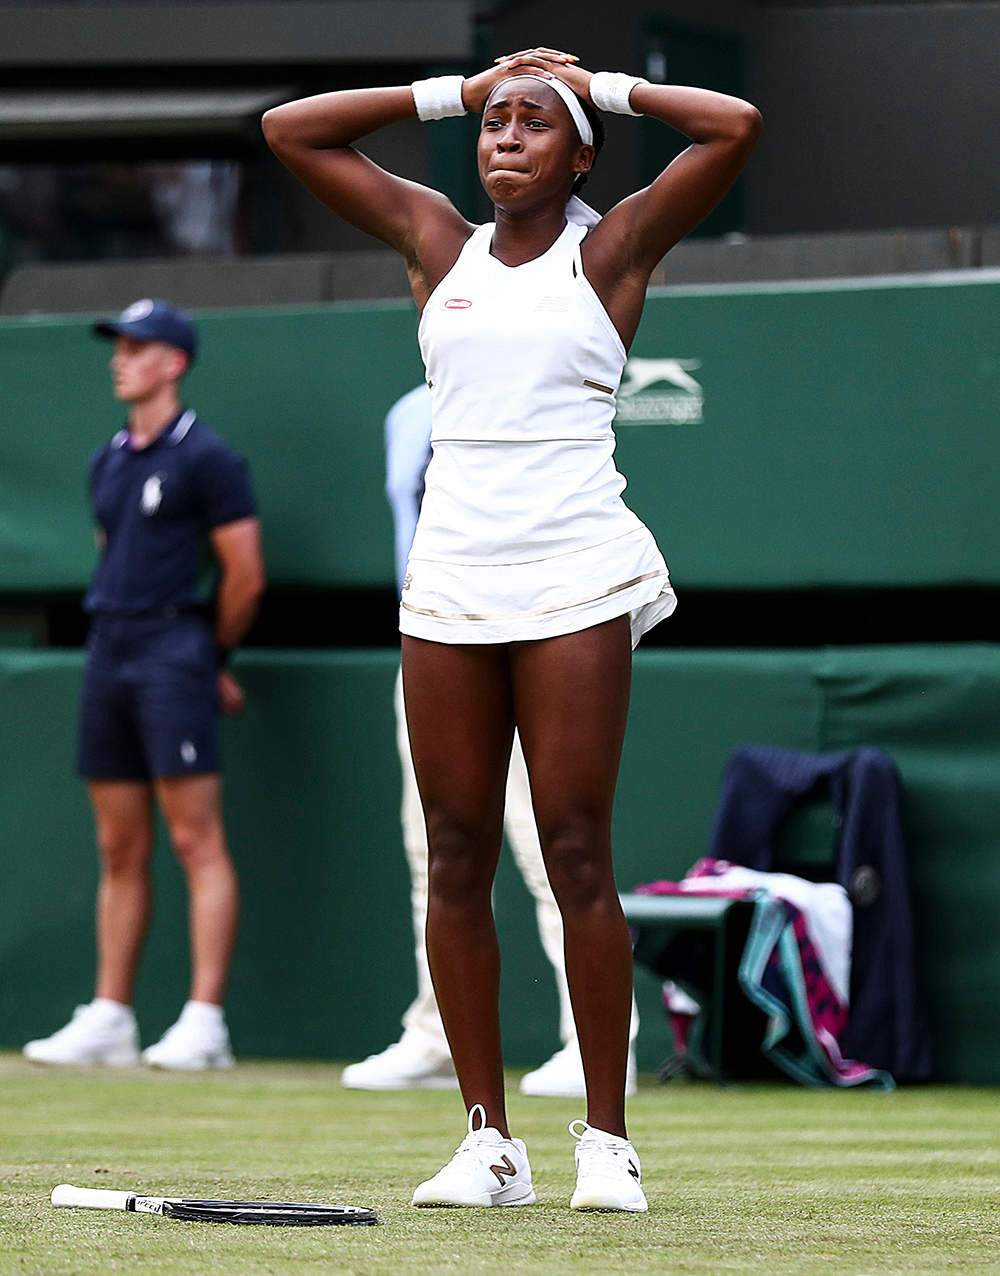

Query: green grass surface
(1, 1054), (998, 1275)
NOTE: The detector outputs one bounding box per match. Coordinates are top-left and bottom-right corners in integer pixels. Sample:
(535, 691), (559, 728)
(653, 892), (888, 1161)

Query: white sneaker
(569, 1119), (648, 1212)
(23, 1000), (139, 1066)
(342, 1035), (459, 1090)
(411, 1104), (536, 1207)
(520, 1041), (638, 1098)
(142, 1002), (234, 1071)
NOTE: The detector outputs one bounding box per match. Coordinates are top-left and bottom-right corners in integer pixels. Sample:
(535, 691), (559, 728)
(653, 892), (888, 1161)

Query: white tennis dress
(399, 219), (676, 647)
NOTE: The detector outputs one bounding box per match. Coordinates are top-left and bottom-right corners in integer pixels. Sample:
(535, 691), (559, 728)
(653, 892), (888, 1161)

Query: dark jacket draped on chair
(708, 744), (932, 1081)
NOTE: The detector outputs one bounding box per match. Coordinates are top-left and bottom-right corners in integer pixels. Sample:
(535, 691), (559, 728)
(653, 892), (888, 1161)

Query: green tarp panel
(816, 646), (1000, 1086)
(1, 645), (998, 1081)
(0, 304), (422, 591)
(2, 272), (999, 592)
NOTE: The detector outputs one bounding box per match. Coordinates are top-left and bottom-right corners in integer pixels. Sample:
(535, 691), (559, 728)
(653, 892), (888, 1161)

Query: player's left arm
(592, 80), (761, 274)
(210, 517), (265, 713)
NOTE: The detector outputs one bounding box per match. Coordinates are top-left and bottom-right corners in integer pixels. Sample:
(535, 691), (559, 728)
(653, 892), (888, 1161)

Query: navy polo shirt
(84, 409), (257, 616)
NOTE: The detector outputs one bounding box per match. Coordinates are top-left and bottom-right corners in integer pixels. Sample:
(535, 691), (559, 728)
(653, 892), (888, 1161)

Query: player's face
(478, 79), (593, 211)
(110, 336), (186, 403)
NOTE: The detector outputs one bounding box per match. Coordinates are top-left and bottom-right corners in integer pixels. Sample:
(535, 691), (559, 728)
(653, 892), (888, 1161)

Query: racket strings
(165, 1198), (376, 1226)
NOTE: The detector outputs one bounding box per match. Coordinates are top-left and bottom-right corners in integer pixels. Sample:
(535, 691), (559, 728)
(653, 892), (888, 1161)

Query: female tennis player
(264, 48), (760, 1212)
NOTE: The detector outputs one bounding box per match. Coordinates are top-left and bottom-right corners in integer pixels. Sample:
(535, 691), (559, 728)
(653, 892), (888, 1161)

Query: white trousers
(394, 668), (637, 1055)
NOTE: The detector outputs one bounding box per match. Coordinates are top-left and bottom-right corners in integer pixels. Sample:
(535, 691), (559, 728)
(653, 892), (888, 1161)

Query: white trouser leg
(395, 668), (450, 1056)
(504, 734), (639, 1046)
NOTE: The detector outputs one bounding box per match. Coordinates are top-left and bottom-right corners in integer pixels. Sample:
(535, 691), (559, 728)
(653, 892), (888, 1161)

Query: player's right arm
(262, 87), (469, 308)
(261, 62), (547, 308)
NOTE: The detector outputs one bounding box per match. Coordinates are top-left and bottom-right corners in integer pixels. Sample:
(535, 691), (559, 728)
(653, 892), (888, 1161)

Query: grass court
(1, 1054), (998, 1275)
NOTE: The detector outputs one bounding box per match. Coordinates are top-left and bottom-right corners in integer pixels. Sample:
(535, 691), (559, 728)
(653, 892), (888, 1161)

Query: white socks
(177, 1000), (225, 1029)
(90, 998), (135, 1024)
(89, 999), (224, 1028)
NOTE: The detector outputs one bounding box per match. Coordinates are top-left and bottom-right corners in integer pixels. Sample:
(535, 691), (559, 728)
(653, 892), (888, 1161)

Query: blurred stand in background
(0, 160), (243, 269)
(148, 161), (242, 257)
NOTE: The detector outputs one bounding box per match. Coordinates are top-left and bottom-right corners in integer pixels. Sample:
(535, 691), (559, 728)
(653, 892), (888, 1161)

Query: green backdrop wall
(2, 645), (998, 1082)
(2, 272), (999, 592)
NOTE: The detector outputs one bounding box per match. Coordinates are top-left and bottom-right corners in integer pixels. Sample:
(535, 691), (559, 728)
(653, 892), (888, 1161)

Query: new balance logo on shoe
(410, 1106), (536, 1207)
(490, 1155), (517, 1187)
(628, 1161), (640, 1180)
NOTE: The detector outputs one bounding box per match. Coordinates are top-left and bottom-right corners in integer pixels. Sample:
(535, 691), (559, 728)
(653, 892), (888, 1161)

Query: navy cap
(93, 298), (198, 364)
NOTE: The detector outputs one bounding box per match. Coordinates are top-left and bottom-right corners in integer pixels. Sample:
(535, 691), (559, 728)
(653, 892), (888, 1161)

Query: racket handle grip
(51, 1184), (135, 1211)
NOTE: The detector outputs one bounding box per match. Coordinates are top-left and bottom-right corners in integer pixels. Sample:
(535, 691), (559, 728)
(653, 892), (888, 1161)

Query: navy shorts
(77, 613), (221, 781)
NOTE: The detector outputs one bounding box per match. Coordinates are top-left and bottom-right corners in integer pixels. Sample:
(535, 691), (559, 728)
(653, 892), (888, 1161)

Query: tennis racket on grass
(51, 1184), (376, 1226)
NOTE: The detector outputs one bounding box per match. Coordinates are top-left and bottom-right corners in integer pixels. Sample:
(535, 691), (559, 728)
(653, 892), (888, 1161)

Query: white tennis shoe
(23, 1000), (139, 1067)
(341, 1034), (459, 1090)
(569, 1120), (648, 1212)
(520, 1040), (638, 1098)
(142, 1001), (234, 1071)
(411, 1104), (535, 1207)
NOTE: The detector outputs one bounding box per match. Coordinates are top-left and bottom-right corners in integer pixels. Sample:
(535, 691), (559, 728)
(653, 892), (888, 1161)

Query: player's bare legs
(511, 615), (633, 1140)
(89, 780), (155, 1005)
(155, 773), (238, 1006)
(401, 636), (515, 1137)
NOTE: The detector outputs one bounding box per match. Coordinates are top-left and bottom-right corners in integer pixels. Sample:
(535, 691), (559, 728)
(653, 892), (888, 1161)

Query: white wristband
(589, 71), (648, 117)
(411, 75), (467, 121)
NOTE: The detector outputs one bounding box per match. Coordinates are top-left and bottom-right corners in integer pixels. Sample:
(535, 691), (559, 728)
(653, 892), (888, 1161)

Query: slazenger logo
(614, 357), (703, 426)
(444, 298), (472, 309)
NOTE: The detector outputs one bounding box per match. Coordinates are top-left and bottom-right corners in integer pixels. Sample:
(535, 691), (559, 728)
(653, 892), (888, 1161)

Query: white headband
(484, 74), (594, 147)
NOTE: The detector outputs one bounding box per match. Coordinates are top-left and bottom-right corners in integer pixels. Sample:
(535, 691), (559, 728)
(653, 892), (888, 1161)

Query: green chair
(622, 789), (841, 1081)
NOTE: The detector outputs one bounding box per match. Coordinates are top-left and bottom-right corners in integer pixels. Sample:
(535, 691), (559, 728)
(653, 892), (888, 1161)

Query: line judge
(24, 299), (265, 1071)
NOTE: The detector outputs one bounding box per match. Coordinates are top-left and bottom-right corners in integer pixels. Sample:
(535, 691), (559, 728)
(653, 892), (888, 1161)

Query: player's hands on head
(493, 48), (594, 104)
(462, 48), (578, 113)
(217, 670), (245, 715)
(494, 47), (579, 67)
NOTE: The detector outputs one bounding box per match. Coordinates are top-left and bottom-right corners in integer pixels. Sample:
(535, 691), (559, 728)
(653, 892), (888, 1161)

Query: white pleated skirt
(399, 525), (677, 648)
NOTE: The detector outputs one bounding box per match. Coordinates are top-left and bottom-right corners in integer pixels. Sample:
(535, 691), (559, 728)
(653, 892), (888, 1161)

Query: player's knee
(426, 819), (492, 908)
(541, 827), (613, 913)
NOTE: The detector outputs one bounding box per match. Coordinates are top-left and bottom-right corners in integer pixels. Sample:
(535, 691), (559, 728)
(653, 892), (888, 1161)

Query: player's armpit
(262, 88), (471, 268)
(588, 85), (761, 282)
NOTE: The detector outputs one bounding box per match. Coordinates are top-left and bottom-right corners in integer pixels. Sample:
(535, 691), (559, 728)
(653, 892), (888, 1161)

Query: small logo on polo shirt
(141, 473), (166, 514)
(180, 740), (197, 765)
(444, 298), (472, 309)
